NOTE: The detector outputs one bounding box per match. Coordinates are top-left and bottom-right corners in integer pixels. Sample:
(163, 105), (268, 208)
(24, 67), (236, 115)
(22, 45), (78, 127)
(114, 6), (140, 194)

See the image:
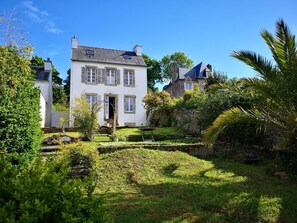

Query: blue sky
(1, 0), (297, 86)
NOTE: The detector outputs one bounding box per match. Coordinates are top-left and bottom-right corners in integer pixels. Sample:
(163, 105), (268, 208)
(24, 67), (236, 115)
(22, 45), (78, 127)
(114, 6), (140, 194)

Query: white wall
(52, 111), (69, 128)
(70, 61), (147, 126)
(39, 93), (46, 127)
(35, 81), (51, 127)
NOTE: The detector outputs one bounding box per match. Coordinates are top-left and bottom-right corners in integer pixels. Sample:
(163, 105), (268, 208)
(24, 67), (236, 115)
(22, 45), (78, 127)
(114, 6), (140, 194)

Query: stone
(60, 136), (72, 144)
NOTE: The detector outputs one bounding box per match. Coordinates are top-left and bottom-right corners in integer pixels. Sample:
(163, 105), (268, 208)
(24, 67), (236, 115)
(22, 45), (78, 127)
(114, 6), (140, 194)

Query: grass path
(97, 149), (297, 223)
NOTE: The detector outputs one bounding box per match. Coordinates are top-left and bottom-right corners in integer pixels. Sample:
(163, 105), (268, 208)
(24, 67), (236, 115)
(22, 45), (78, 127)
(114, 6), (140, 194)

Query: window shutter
(81, 67), (86, 83)
(116, 69), (120, 85)
(102, 69), (106, 84)
(132, 73), (135, 86)
(97, 68), (102, 84)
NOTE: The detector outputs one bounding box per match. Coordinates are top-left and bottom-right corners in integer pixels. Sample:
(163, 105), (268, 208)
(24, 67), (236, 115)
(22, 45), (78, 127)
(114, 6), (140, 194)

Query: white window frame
(124, 96), (135, 113)
(86, 94), (97, 107)
(87, 67), (96, 83)
(124, 70), (135, 87)
(106, 68), (116, 85)
(185, 82), (192, 90)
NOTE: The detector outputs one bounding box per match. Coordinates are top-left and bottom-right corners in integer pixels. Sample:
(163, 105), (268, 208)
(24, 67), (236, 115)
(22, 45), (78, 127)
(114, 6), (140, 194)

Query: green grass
(97, 149), (297, 223)
(116, 127), (188, 136)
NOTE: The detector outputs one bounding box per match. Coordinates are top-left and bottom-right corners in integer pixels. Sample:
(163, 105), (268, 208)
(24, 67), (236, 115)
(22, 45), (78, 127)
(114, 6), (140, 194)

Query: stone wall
(173, 109), (200, 133)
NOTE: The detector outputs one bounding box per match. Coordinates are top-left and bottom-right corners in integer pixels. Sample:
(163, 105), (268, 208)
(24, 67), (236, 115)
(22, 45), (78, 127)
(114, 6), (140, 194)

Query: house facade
(32, 59), (53, 127)
(70, 37), (147, 127)
(164, 62), (211, 98)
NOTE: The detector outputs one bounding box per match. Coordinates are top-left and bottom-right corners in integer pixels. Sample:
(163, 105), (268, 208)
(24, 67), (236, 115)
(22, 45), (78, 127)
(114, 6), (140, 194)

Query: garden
(1, 19), (297, 223)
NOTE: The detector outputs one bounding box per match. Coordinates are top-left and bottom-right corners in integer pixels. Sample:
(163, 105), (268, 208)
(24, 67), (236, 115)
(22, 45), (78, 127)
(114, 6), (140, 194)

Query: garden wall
(173, 109), (200, 133)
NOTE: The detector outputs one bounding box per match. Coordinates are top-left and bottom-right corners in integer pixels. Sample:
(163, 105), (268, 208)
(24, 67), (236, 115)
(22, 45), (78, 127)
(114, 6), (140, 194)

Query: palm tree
(203, 19), (297, 151)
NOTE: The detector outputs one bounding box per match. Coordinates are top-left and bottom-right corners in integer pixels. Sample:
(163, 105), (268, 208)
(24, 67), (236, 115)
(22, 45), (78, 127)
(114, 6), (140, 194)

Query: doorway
(104, 95), (117, 121)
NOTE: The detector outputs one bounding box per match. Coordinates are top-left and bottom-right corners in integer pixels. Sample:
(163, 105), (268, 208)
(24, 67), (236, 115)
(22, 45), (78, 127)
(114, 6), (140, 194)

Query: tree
(64, 69), (71, 102)
(142, 91), (173, 126)
(204, 19), (297, 151)
(0, 45), (41, 164)
(53, 84), (67, 104)
(204, 69), (228, 90)
(142, 54), (161, 91)
(71, 97), (101, 141)
(160, 52), (194, 81)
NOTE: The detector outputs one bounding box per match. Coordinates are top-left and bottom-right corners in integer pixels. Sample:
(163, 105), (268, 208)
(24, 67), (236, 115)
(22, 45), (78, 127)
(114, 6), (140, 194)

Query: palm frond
(203, 107), (261, 144)
(231, 51), (277, 81)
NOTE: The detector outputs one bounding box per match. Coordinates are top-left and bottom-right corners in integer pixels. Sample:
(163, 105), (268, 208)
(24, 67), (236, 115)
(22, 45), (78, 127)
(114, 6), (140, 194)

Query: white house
(32, 59), (53, 127)
(70, 37), (147, 127)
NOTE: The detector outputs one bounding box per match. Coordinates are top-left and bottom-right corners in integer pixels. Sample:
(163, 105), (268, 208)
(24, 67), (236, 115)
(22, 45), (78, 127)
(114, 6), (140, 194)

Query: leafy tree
(64, 68), (71, 102)
(53, 84), (67, 104)
(143, 91), (173, 126)
(142, 54), (161, 91)
(71, 97), (101, 141)
(204, 19), (297, 151)
(160, 52), (194, 81)
(0, 45), (41, 164)
(204, 69), (228, 90)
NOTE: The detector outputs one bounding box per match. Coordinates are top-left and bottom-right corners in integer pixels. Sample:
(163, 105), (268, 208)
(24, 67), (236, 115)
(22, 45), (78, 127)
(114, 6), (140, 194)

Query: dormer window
(123, 54), (131, 59)
(85, 50), (94, 56)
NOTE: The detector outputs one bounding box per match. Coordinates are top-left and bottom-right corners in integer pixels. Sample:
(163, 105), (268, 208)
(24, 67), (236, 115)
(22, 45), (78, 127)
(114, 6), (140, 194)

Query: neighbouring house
(31, 59), (53, 127)
(70, 36), (147, 127)
(163, 62), (211, 98)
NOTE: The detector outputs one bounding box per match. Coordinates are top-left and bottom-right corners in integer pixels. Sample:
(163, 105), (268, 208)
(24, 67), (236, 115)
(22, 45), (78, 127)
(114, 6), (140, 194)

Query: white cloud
(45, 22), (62, 34)
(22, 1), (61, 34)
(44, 45), (64, 57)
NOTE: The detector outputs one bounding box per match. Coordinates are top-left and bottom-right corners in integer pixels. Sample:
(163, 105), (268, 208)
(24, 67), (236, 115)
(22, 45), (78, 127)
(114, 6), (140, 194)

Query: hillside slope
(97, 148), (297, 223)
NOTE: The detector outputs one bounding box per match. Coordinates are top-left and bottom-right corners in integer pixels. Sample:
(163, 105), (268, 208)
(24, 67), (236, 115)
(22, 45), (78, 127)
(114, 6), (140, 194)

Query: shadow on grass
(104, 160), (297, 223)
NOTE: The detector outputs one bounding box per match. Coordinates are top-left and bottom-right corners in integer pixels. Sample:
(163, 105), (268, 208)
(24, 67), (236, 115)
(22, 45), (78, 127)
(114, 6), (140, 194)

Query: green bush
(0, 46), (42, 164)
(0, 148), (112, 223)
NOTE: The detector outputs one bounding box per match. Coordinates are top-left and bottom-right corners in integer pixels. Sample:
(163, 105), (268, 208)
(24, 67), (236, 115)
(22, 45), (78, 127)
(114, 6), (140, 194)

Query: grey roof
(173, 62), (209, 81)
(31, 66), (50, 81)
(72, 46), (146, 67)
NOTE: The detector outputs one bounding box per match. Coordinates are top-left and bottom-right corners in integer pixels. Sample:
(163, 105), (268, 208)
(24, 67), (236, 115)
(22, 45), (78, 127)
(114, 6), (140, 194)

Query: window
(124, 96), (135, 113)
(185, 82), (192, 90)
(124, 70), (135, 86)
(106, 68), (116, 85)
(85, 50), (94, 55)
(86, 94), (97, 107)
(87, 67), (96, 83)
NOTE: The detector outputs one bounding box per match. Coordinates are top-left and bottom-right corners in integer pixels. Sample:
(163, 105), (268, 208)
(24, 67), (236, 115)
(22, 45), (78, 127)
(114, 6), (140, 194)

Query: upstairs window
(87, 67), (96, 83)
(124, 70), (135, 87)
(106, 68), (116, 85)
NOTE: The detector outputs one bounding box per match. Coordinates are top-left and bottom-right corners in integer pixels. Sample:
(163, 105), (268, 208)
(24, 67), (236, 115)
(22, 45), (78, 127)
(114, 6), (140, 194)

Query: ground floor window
(124, 96), (135, 113)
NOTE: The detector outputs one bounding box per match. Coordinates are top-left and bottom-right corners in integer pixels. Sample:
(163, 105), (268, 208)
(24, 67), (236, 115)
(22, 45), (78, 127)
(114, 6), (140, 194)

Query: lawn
(116, 127), (189, 136)
(97, 148), (297, 223)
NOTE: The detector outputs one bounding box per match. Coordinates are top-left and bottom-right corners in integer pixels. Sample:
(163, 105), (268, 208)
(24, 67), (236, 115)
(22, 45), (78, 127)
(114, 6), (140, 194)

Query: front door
(105, 95), (117, 120)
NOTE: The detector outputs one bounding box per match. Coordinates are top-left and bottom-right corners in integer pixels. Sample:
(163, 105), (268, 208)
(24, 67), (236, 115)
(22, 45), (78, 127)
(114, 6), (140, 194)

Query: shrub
(0, 148), (112, 222)
(71, 97), (101, 141)
(0, 46), (42, 164)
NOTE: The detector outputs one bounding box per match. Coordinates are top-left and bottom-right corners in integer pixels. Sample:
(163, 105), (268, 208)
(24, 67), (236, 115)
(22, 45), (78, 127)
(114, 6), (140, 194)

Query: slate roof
(181, 62), (209, 80)
(72, 46), (147, 67)
(31, 66), (50, 81)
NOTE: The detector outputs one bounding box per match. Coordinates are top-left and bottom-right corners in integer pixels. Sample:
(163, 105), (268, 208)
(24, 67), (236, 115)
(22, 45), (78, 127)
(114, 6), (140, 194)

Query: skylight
(85, 50), (94, 56)
(123, 54), (131, 59)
